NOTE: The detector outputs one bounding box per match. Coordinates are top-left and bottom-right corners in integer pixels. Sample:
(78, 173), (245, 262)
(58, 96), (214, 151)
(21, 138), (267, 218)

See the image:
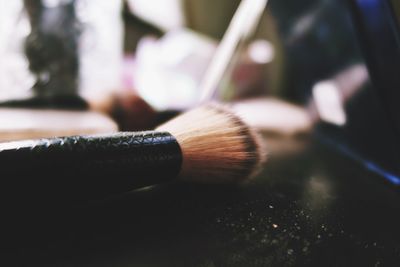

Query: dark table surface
(1, 136), (400, 266)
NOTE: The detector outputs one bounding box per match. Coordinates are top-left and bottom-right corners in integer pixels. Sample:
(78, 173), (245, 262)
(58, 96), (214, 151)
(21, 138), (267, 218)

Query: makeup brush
(0, 104), (265, 201)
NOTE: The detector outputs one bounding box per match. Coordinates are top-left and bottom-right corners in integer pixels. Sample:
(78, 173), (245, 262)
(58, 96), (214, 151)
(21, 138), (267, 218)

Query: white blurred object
(310, 64), (368, 126)
(0, 0), (35, 101)
(133, 29), (216, 110)
(233, 98), (313, 136)
(312, 81), (347, 126)
(76, 0), (123, 103)
(0, 108), (117, 142)
(126, 0), (185, 31)
(0, 0), (123, 103)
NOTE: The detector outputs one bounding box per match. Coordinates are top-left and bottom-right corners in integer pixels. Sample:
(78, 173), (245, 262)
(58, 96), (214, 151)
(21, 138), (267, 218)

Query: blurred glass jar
(0, 0), (123, 104)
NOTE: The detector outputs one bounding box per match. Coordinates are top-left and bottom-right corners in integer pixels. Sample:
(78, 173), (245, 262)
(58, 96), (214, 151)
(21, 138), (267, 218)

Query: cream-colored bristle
(156, 104), (266, 183)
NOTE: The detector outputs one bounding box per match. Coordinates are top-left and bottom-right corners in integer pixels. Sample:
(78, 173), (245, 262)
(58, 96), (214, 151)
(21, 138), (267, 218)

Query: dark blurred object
(336, 0), (400, 180)
(109, 91), (158, 131)
(0, 1), (123, 109)
(269, 0), (361, 103)
(90, 89), (161, 131)
(12, 0), (87, 109)
(260, 0), (400, 181)
(0, 1), (122, 139)
(349, 0), (400, 135)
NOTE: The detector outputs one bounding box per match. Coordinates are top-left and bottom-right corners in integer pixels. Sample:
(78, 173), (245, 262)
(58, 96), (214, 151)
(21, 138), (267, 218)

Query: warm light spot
(248, 39), (275, 64)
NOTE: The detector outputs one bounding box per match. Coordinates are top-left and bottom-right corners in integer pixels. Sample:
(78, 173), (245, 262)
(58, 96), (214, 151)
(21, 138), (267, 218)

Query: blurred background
(3, 1), (400, 266)
(0, 0), (399, 183)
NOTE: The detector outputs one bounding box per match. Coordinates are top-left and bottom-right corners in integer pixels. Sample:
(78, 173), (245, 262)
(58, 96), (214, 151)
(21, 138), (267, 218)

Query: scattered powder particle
(272, 224), (278, 228)
(269, 205), (274, 209)
(287, 249), (294, 255)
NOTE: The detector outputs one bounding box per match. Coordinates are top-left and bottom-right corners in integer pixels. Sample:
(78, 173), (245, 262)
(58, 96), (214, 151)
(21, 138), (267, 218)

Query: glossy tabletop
(1, 136), (400, 266)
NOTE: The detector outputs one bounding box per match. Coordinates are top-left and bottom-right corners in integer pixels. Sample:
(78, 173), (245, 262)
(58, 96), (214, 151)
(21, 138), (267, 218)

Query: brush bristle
(156, 104), (266, 183)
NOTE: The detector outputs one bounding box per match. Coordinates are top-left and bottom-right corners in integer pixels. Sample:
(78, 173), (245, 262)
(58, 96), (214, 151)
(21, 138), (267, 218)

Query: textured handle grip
(0, 131), (182, 200)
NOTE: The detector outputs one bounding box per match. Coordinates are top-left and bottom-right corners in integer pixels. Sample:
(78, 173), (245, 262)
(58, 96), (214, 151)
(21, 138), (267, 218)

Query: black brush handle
(0, 131), (182, 201)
